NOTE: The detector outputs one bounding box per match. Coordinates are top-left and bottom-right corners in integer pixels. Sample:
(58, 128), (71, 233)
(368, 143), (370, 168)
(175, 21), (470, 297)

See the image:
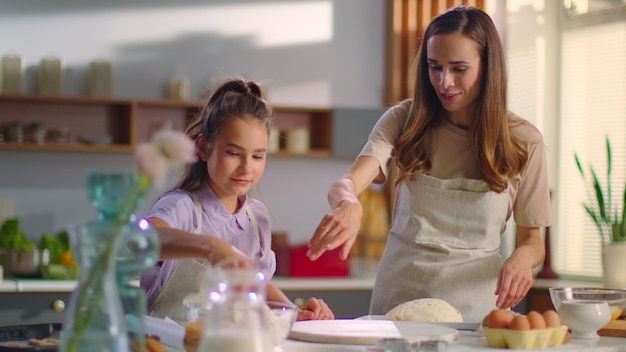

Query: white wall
(0, 0), (386, 245)
(0, 0), (385, 108)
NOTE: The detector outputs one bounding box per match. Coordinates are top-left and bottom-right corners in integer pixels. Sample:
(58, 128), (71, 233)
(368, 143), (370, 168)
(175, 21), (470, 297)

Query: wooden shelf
(0, 94), (333, 156)
(0, 141), (132, 153)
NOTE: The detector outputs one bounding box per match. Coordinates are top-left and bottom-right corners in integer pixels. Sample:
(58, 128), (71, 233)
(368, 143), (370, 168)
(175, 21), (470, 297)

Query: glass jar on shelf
(28, 122), (47, 144)
(7, 121), (24, 143)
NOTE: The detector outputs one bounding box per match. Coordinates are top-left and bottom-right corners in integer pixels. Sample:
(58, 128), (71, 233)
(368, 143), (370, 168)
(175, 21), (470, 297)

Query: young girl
(140, 78), (334, 322)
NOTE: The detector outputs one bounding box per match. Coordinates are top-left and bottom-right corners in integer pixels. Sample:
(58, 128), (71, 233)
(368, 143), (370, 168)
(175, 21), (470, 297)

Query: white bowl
(558, 300), (611, 340)
(266, 301), (298, 346)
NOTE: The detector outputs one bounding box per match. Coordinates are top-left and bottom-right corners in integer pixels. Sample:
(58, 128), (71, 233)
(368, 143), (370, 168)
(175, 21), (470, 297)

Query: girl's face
(204, 116), (268, 212)
(426, 32), (483, 123)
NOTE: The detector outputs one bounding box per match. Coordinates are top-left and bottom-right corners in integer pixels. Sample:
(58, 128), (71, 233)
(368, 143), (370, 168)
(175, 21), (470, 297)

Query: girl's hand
(307, 200), (363, 261)
(206, 236), (254, 269)
(296, 297), (335, 320)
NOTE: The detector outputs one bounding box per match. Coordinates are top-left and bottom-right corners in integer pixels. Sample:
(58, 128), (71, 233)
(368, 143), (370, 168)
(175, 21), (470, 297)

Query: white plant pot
(602, 243), (626, 289)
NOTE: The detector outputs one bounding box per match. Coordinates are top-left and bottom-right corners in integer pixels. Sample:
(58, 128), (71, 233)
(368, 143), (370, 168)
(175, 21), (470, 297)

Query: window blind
(555, 19), (626, 278)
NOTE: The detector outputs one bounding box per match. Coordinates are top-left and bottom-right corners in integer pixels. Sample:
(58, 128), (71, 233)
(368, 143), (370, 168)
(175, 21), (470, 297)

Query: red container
(289, 244), (350, 277)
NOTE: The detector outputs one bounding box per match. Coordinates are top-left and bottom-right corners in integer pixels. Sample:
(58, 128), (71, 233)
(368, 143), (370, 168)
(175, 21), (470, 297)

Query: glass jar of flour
(199, 262), (272, 352)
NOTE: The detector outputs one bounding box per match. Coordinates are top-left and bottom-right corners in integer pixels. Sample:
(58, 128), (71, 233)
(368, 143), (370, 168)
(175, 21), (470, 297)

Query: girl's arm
(149, 217), (253, 268)
(307, 156), (382, 261)
(495, 225), (545, 309)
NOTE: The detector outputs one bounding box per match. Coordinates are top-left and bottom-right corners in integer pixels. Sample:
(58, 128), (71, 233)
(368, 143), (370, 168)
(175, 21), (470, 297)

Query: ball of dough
(384, 298), (463, 322)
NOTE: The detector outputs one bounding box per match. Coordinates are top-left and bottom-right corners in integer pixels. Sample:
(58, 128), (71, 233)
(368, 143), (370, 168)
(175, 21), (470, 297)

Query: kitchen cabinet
(0, 277), (374, 326)
(276, 277), (374, 319)
(0, 94), (334, 157)
(0, 292), (69, 326)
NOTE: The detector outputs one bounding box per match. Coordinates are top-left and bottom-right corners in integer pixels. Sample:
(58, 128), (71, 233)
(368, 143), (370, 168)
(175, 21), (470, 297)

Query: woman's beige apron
(370, 173), (508, 319)
(148, 193), (262, 322)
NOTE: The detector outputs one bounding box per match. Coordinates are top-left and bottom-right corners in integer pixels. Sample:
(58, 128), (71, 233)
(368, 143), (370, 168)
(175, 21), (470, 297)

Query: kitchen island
(2, 277), (626, 351)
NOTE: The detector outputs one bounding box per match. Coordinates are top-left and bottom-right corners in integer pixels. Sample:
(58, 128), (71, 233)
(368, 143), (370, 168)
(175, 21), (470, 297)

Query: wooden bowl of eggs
(482, 309), (569, 349)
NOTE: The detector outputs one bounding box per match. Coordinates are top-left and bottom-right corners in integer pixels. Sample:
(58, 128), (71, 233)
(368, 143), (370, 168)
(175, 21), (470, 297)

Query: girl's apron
(370, 173), (508, 319)
(148, 193), (263, 322)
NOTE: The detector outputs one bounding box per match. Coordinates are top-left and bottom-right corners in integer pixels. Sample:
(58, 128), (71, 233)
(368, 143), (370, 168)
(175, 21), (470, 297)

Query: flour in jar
(217, 301), (293, 346)
(201, 329), (273, 352)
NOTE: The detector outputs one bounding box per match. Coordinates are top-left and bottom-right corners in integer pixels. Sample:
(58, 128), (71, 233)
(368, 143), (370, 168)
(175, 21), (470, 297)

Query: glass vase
(60, 172), (160, 352)
(60, 221), (130, 352)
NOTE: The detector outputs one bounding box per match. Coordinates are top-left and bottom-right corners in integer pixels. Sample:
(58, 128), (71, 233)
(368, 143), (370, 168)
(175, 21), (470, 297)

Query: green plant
(0, 218), (37, 251)
(574, 136), (626, 244)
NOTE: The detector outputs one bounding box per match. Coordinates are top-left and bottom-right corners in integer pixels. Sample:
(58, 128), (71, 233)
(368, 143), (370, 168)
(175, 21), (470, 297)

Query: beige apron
(148, 193), (262, 322)
(370, 173), (508, 319)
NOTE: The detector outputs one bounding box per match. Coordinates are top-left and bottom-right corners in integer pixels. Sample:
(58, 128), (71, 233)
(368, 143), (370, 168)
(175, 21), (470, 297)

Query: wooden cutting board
(288, 319), (458, 345)
(598, 318), (626, 337)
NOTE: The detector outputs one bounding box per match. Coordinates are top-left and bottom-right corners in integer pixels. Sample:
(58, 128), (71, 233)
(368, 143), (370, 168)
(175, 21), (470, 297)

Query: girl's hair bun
(245, 80), (263, 98)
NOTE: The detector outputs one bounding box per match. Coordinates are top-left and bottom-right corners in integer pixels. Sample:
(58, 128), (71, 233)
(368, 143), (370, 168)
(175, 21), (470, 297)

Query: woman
(307, 6), (552, 319)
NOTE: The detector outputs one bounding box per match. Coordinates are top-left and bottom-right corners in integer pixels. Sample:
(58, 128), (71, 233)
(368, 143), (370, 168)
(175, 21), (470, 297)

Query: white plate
(355, 315), (481, 331)
(289, 319), (458, 345)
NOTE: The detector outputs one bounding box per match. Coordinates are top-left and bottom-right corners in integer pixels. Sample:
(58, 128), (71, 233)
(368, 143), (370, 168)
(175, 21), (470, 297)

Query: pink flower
(134, 130), (196, 187)
(153, 130), (197, 166)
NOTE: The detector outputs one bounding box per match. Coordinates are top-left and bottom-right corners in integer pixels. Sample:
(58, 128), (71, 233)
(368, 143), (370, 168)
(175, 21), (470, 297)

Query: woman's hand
(307, 200), (363, 261)
(307, 157), (381, 261)
(495, 226), (544, 309)
(495, 253), (535, 309)
(296, 297), (335, 320)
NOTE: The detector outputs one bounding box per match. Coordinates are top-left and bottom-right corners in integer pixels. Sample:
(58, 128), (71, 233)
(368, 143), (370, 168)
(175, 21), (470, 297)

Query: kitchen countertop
(0, 277), (376, 293)
(0, 277), (604, 293)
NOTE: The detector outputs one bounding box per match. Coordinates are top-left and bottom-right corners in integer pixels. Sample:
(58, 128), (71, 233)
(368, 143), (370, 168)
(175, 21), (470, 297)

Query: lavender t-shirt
(140, 185), (276, 309)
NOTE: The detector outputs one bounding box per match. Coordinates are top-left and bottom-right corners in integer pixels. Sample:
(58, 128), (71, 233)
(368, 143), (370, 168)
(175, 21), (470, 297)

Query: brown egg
(484, 309), (515, 329)
(527, 311), (546, 329)
(509, 315), (531, 330)
(542, 310), (561, 328)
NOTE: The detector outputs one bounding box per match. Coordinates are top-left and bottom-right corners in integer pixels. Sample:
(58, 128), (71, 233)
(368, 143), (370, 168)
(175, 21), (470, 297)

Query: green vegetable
(42, 263), (79, 280)
(39, 230), (71, 264)
(0, 217), (37, 251)
(40, 233), (63, 263)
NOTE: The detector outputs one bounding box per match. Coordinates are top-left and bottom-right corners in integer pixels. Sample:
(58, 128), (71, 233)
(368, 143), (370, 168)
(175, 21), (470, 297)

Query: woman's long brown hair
(395, 6), (527, 193)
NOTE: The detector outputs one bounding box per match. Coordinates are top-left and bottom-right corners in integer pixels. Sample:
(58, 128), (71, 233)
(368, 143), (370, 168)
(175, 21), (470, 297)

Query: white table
(280, 331), (626, 351)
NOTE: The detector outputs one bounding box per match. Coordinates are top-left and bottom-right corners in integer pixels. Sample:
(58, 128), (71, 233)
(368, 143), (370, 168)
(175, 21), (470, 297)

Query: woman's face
(426, 32), (483, 123)
(205, 116), (268, 211)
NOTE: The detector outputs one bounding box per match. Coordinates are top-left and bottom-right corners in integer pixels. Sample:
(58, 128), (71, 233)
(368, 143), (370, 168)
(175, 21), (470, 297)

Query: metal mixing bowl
(0, 249), (50, 277)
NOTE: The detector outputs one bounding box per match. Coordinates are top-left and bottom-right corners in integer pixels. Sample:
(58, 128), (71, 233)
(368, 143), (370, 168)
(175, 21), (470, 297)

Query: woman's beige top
(359, 103), (553, 227)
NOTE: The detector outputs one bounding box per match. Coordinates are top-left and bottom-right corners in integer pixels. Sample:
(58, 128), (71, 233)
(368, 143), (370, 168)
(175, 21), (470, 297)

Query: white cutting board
(288, 319), (458, 345)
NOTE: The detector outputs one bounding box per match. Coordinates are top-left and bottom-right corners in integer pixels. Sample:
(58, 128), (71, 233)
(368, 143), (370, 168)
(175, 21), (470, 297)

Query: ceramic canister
(286, 127), (310, 154)
(88, 59), (112, 97)
(168, 75), (191, 100)
(1, 53), (24, 94)
(39, 55), (63, 95)
(268, 127), (280, 153)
